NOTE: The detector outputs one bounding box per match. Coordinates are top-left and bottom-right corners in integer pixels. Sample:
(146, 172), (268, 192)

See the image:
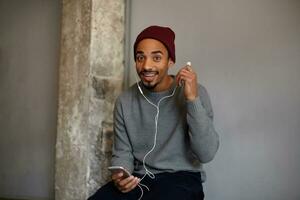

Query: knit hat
(134, 25), (176, 63)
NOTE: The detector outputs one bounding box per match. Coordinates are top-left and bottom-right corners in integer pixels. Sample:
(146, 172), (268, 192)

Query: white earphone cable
(135, 75), (177, 200)
(134, 62), (191, 199)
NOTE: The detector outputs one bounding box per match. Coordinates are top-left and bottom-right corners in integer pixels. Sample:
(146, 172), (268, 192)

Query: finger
(180, 69), (197, 80)
(118, 175), (134, 187)
(124, 178), (140, 193)
(112, 172), (123, 181)
(185, 65), (193, 72)
(179, 69), (194, 77)
(178, 68), (195, 78)
(176, 70), (190, 85)
(178, 75), (188, 85)
(177, 75), (187, 86)
(113, 177), (123, 189)
(176, 65), (196, 86)
(121, 177), (140, 193)
(176, 71), (183, 85)
(178, 73), (194, 84)
(175, 68), (185, 84)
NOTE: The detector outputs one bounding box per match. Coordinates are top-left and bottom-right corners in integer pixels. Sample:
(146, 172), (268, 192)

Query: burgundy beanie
(134, 25), (176, 63)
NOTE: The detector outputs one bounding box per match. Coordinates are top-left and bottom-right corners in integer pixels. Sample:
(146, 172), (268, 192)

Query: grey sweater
(111, 78), (219, 182)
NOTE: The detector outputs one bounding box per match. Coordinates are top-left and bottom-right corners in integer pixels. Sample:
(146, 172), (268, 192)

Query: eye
(153, 55), (162, 62)
(136, 55), (145, 62)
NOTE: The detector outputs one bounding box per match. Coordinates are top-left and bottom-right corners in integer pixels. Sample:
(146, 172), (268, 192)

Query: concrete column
(55, 0), (125, 199)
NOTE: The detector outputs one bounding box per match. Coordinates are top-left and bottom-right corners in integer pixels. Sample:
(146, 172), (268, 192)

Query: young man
(88, 25), (219, 200)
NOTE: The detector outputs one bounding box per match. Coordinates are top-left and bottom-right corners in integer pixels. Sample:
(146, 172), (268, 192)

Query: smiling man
(88, 25), (219, 200)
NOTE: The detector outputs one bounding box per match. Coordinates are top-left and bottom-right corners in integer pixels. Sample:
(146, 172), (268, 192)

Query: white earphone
(134, 62), (191, 199)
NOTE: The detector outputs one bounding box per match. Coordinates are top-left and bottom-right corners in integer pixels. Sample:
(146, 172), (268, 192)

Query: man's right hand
(112, 172), (140, 193)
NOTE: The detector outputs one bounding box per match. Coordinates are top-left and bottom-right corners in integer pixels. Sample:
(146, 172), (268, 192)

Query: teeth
(143, 72), (157, 77)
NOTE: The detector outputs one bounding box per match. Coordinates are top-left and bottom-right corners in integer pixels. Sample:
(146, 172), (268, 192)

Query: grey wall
(127, 0), (300, 199)
(0, 0), (61, 199)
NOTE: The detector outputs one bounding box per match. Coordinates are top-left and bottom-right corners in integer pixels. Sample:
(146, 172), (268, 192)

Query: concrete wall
(55, 0), (125, 199)
(0, 0), (61, 199)
(127, 0), (300, 200)
(0, 0), (125, 199)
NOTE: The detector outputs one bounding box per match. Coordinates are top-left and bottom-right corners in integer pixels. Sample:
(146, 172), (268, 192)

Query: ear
(168, 59), (174, 68)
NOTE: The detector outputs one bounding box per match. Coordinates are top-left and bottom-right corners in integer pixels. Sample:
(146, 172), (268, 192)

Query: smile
(142, 71), (158, 76)
(140, 71), (158, 82)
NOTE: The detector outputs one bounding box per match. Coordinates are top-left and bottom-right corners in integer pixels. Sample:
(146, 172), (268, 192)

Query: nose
(141, 57), (153, 71)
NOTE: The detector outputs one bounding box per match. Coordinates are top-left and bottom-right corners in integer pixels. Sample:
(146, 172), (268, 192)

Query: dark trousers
(88, 171), (204, 200)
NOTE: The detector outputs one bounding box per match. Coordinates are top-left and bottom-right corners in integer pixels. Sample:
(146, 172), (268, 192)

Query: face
(135, 38), (174, 92)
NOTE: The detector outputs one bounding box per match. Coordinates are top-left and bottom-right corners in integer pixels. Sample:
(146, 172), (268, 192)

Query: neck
(151, 75), (174, 92)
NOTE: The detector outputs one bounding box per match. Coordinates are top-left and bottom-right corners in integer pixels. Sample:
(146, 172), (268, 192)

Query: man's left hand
(176, 64), (198, 101)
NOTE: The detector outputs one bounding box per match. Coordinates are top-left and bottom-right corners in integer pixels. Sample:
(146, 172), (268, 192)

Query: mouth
(140, 71), (158, 82)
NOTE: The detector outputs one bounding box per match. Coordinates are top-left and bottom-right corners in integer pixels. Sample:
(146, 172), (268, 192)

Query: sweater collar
(139, 75), (177, 98)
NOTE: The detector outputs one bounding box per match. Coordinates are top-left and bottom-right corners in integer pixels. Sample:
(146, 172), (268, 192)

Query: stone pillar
(55, 0), (125, 199)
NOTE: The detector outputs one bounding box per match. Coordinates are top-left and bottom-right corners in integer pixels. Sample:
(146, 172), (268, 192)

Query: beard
(141, 81), (159, 90)
(139, 70), (160, 90)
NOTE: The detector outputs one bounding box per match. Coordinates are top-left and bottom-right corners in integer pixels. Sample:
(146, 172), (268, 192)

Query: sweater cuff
(186, 96), (207, 115)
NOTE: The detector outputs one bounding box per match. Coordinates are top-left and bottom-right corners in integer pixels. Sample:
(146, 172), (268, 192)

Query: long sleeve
(186, 85), (219, 163)
(111, 97), (134, 173)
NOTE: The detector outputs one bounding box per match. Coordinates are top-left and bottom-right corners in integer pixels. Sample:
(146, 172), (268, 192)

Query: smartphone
(108, 166), (131, 178)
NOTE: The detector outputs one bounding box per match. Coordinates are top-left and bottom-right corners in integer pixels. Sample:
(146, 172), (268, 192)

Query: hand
(176, 64), (198, 101)
(112, 172), (140, 193)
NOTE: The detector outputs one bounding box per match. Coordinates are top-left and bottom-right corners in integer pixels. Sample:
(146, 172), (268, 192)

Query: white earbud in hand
(180, 61), (192, 86)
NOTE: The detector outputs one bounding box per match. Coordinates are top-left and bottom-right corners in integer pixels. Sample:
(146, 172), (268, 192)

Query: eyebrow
(136, 51), (144, 55)
(151, 50), (164, 55)
(136, 50), (164, 55)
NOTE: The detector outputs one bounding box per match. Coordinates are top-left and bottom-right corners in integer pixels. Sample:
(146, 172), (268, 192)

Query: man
(88, 25), (219, 200)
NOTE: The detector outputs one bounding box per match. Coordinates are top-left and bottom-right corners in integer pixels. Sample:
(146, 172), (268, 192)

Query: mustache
(139, 70), (159, 75)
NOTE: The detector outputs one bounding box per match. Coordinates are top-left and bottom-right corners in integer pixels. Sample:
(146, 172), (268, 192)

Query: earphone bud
(179, 61), (192, 87)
